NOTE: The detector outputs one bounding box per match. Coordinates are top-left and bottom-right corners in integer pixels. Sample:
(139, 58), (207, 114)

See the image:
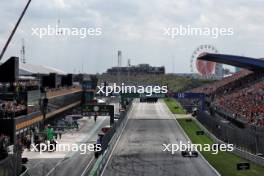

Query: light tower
(117, 50), (122, 84)
(118, 50), (122, 67)
(127, 58), (131, 67)
(20, 38), (26, 63)
(127, 58), (131, 77)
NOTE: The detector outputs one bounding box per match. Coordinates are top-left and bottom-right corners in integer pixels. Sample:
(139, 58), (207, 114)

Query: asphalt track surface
(102, 100), (218, 176)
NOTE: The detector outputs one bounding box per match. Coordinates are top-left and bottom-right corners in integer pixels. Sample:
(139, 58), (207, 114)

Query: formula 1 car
(181, 149), (198, 157)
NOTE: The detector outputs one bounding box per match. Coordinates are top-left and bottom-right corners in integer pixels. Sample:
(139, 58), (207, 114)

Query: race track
(102, 100), (218, 176)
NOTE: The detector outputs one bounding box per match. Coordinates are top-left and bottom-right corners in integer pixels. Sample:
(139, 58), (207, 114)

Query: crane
(0, 0), (32, 60)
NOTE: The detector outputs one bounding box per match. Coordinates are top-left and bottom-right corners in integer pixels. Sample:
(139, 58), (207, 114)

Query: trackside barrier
(19, 166), (30, 176)
(193, 116), (264, 167)
(0, 153), (22, 176)
(88, 101), (133, 176)
(89, 155), (103, 176)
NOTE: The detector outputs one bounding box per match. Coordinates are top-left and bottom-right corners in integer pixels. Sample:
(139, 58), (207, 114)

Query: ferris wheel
(190, 44), (219, 77)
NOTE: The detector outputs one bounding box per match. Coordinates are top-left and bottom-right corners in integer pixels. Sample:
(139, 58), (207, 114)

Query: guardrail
(19, 165), (30, 176)
(88, 101), (133, 176)
(193, 117), (264, 167)
(0, 153), (22, 176)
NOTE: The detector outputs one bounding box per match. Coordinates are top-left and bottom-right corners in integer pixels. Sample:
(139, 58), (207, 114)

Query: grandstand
(191, 54), (264, 127)
(188, 53), (264, 154)
(0, 57), (98, 175)
(0, 57), (83, 149)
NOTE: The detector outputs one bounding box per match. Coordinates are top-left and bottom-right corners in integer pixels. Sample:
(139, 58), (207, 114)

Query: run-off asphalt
(102, 100), (218, 176)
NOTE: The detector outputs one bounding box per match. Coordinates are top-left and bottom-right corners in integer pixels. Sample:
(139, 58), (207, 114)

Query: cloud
(0, 0), (264, 73)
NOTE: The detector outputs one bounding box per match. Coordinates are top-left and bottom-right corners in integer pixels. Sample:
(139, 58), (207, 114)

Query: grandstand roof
(19, 62), (66, 76)
(198, 53), (264, 71)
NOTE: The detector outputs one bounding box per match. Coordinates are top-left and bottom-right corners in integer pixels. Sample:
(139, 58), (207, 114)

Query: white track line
(100, 102), (135, 176)
(160, 100), (221, 176)
(80, 157), (95, 176)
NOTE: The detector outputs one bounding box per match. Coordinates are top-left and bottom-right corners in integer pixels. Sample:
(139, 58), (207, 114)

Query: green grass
(164, 98), (186, 114)
(177, 119), (264, 176)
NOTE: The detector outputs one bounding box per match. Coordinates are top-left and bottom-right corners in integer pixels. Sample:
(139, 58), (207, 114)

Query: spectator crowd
(0, 134), (10, 160)
(0, 100), (27, 118)
(192, 69), (264, 126)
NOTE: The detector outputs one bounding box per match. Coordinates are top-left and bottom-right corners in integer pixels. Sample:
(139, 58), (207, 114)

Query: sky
(0, 0), (264, 74)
